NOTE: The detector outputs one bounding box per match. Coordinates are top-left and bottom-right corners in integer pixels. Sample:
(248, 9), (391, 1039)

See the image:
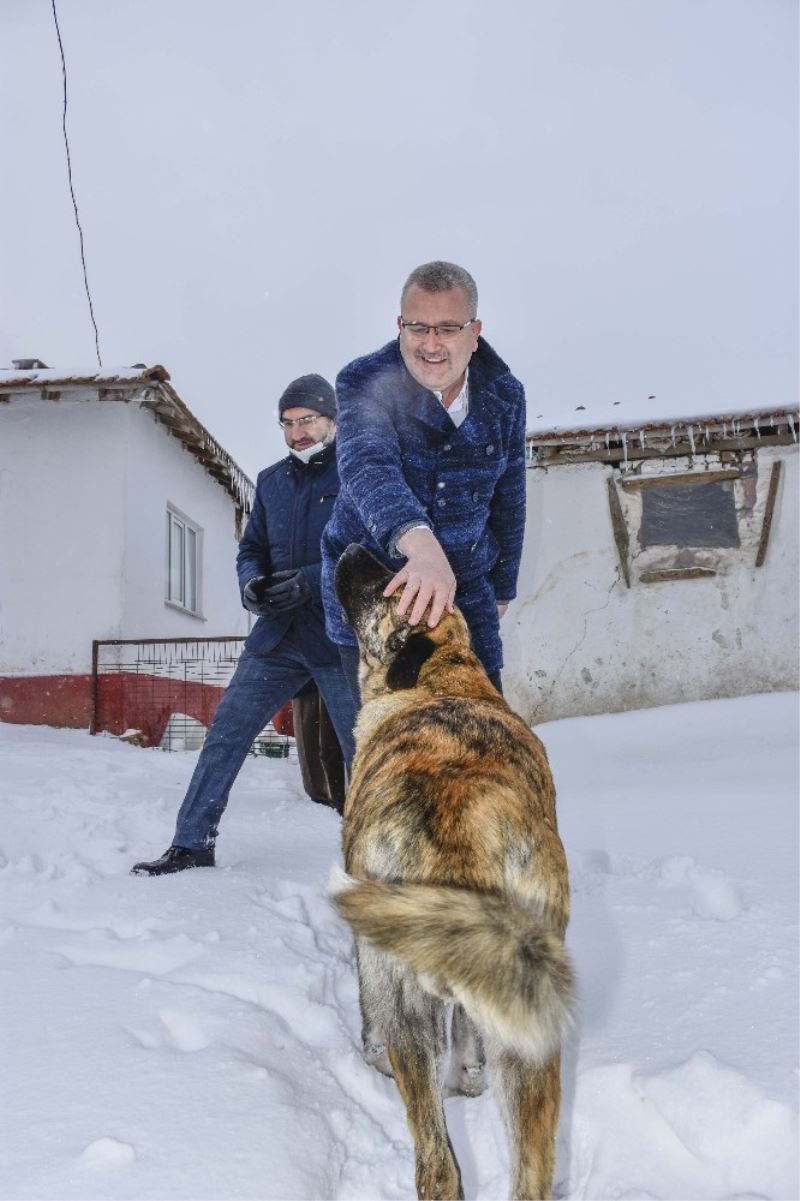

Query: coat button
(437, 498), (446, 508)
(443, 443), (452, 452)
(485, 444), (494, 455)
(437, 481), (445, 489)
(472, 490), (479, 503)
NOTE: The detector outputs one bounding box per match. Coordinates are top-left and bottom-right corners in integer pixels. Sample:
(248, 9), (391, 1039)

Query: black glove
(261, 568), (311, 613)
(242, 575), (272, 616)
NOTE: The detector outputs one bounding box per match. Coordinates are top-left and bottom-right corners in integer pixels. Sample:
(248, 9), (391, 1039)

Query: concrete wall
(0, 393), (250, 726)
(0, 394), (127, 675)
(503, 445), (799, 723)
(120, 403), (248, 640)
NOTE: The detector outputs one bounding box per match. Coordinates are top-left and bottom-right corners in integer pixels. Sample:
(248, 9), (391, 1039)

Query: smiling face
(281, 407), (335, 452)
(397, 285), (482, 405)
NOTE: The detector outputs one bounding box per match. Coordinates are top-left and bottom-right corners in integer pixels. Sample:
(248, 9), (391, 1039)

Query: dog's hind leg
(388, 1031), (463, 1201)
(355, 939), (394, 1077)
(444, 1003), (487, 1097)
(492, 1050), (561, 1201)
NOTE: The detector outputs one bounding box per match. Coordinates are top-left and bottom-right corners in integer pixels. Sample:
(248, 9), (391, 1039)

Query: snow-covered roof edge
(526, 401), (799, 443)
(0, 365), (255, 520)
(525, 402), (798, 467)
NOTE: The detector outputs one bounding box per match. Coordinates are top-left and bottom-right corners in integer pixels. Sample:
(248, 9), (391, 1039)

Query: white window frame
(166, 504), (204, 617)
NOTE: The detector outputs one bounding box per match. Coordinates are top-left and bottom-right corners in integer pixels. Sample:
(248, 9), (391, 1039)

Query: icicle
(639, 429), (646, 449)
(687, 424), (696, 455)
(605, 432), (611, 451)
(788, 413), (797, 442)
(704, 425), (710, 444)
(753, 417), (761, 440)
(621, 431), (629, 470)
(670, 425), (676, 447)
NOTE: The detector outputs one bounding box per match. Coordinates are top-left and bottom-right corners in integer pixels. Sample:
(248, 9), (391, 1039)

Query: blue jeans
(173, 629), (357, 851)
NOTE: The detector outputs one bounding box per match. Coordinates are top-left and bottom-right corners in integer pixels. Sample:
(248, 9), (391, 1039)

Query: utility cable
(51, 0), (103, 367)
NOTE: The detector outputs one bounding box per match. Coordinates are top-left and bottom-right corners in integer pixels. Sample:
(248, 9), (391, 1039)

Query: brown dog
(330, 544), (573, 1201)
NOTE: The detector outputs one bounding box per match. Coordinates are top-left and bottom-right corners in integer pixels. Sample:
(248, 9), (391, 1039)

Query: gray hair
(400, 261), (478, 318)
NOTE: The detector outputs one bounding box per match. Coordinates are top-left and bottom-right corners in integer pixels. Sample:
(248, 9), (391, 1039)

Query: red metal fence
(90, 636), (291, 756)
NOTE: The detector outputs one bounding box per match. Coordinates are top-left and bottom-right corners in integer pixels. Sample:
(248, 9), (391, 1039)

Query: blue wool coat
(321, 337), (526, 674)
(237, 440), (341, 665)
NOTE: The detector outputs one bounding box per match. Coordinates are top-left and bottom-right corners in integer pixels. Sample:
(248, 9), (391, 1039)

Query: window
(606, 454), (778, 587)
(166, 507), (202, 615)
(640, 480), (740, 549)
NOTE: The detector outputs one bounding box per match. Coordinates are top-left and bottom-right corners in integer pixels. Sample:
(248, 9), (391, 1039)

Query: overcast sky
(1, 0), (796, 480)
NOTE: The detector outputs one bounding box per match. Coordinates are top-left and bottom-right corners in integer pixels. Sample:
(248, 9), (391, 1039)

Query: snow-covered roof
(0, 365), (170, 387)
(526, 395), (799, 466)
(0, 364), (254, 518)
(527, 395), (799, 440)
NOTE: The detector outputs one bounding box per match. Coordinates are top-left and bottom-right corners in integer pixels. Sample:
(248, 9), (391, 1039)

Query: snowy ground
(0, 692), (797, 1201)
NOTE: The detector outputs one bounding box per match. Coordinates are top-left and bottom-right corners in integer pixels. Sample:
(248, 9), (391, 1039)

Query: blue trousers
(173, 630), (357, 851)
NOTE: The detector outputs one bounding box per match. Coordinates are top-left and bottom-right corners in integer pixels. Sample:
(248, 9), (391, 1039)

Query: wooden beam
(755, 460), (783, 567)
(528, 432), (795, 466)
(606, 477), (631, 587)
(619, 469), (742, 491)
(640, 567), (717, 583)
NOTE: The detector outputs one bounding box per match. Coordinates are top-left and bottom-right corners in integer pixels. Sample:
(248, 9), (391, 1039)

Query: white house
(504, 399), (799, 723)
(0, 361), (254, 732)
(4, 362), (796, 737)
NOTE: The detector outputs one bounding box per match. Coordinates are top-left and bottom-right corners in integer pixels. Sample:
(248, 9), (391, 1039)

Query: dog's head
(334, 543), (490, 698)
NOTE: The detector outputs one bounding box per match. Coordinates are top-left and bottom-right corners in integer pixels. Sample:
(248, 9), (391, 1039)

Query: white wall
(0, 394), (127, 673)
(120, 403), (248, 640)
(504, 446), (799, 723)
(0, 393), (249, 677)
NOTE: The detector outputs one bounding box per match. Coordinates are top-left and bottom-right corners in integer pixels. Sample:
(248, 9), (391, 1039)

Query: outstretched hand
(384, 527), (456, 628)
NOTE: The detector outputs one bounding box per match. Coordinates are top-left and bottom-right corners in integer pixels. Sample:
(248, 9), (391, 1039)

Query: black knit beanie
(278, 374), (336, 420)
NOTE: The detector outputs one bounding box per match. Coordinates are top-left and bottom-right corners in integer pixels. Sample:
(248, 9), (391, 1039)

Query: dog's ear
(385, 631), (436, 690)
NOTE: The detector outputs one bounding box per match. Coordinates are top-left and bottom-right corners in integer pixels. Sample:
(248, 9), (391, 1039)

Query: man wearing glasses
(322, 260), (526, 699)
(132, 375), (356, 876)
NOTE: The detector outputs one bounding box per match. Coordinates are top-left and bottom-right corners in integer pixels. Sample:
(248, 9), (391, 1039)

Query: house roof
(527, 393), (799, 439)
(0, 364), (254, 518)
(526, 397), (799, 466)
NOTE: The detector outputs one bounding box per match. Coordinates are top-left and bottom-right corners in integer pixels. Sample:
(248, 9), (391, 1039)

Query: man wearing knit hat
(131, 374), (356, 876)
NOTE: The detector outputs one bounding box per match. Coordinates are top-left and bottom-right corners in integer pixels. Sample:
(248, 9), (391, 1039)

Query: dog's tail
(330, 867), (574, 1063)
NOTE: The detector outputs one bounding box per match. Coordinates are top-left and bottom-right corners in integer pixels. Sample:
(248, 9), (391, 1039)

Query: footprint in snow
(55, 930), (205, 975)
(658, 855), (743, 921)
(128, 1007), (209, 1052)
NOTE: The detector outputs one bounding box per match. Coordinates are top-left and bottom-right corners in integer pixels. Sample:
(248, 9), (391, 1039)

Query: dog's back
(339, 692), (571, 1052)
(332, 544), (573, 1200)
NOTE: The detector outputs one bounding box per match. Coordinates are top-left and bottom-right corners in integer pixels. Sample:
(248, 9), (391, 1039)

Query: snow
(527, 396), (799, 441)
(0, 691), (797, 1200)
(0, 367), (156, 385)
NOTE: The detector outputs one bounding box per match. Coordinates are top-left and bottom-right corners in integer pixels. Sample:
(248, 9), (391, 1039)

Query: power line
(51, 0), (103, 367)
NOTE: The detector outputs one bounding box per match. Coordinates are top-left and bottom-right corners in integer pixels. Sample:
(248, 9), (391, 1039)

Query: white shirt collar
(433, 375), (469, 428)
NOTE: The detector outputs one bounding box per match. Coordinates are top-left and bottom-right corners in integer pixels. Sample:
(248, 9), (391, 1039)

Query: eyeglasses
(278, 414), (324, 430)
(399, 319), (476, 340)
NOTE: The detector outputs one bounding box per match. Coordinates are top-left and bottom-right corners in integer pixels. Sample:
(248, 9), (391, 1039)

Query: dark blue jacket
(321, 338), (526, 674)
(237, 440), (340, 665)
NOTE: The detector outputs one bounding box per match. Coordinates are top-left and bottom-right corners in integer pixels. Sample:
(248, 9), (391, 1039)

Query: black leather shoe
(130, 845), (215, 876)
